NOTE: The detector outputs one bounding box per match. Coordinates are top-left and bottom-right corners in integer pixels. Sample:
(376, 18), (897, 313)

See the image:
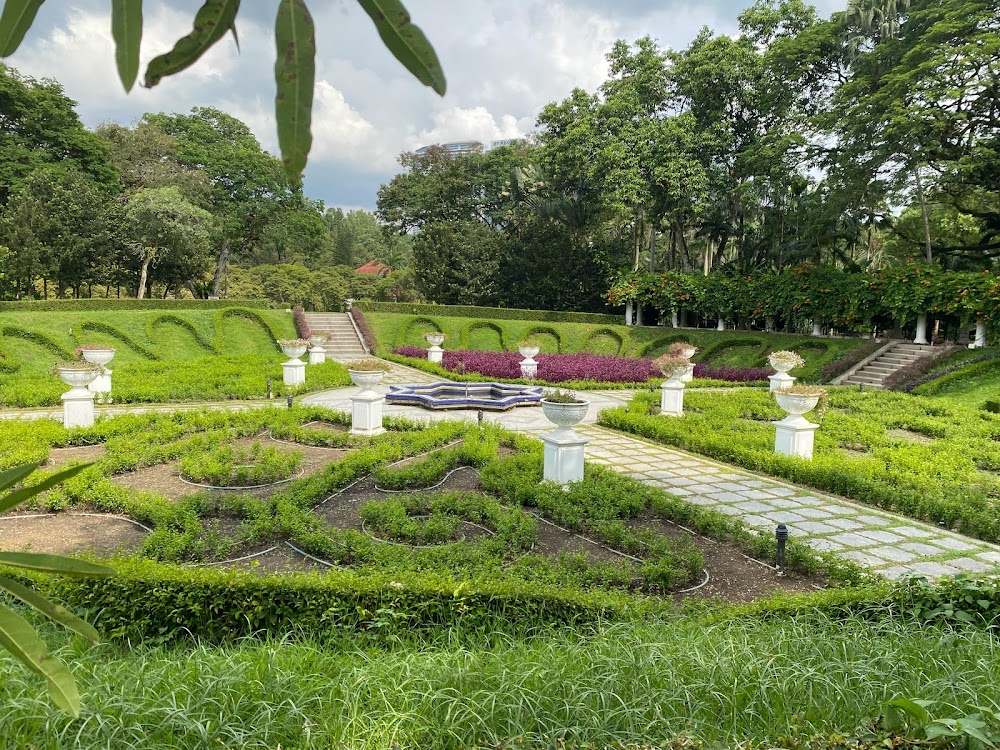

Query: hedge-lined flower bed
(393, 346), (768, 384)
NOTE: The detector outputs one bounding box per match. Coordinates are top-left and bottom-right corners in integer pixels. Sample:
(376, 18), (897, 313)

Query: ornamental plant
(542, 388), (585, 403)
(180, 442), (303, 487)
(74, 344), (116, 356)
(769, 350), (806, 368)
(667, 342), (698, 358)
(347, 358), (390, 372)
(276, 338), (309, 348)
(653, 353), (690, 378)
(517, 337), (542, 349)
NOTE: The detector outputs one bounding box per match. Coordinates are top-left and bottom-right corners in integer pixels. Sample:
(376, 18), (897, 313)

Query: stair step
(851, 374), (888, 384)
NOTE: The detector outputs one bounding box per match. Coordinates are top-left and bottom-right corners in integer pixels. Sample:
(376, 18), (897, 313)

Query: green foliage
(0, 299), (271, 311)
(359, 300), (619, 325)
(180, 442), (303, 487)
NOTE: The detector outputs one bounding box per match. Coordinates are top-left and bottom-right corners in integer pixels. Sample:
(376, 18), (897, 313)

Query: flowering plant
(74, 344), (116, 355)
(667, 342), (697, 358)
(768, 350), (805, 368)
(277, 339), (309, 347)
(346, 358), (389, 372)
(542, 388), (585, 404)
(653, 354), (690, 378)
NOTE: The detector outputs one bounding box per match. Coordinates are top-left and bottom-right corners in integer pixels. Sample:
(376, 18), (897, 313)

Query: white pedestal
(773, 415), (818, 459)
(625, 301), (633, 326)
(660, 380), (685, 417)
(974, 323), (987, 348)
(671, 311), (679, 328)
(520, 358), (537, 379)
(765, 316), (776, 332)
(680, 363), (695, 384)
(428, 345), (443, 364)
(542, 429), (588, 486)
(308, 346), (326, 365)
(62, 387), (95, 429)
(913, 314), (929, 345)
(350, 390), (385, 436)
(282, 359), (306, 386)
(717, 316), (725, 331)
(89, 369), (112, 403)
(768, 372), (795, 393)
(811, 321), (824, 337)
(636, 305), (643, 326)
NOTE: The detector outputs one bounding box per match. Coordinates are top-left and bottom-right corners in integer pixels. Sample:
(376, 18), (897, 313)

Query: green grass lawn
(912, 348), (1000, 408)
(0, 308), (353, 406)
(364, 312), (869, 382)
(2, 613), (998, 749)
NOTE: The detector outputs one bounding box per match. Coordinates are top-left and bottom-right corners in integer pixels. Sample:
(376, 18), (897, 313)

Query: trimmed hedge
(359, 300), (620, 325)
(0, 298), (272, 311)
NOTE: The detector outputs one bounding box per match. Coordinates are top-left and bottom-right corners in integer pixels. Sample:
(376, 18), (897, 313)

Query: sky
(7, 0), (848, 212)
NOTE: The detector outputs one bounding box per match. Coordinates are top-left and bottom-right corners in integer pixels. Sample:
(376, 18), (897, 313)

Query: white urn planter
(767, 354), (800, 393)
(308, 334), (328, 365)
(425, 333), (446, 364)
(278, 340), (307, 386)
(80, 348), (116, 403)
(348, 369), (386, 436)
(660, 366), (688, 417)
(57, 365), (99, 428)
(518, 345), (540, 379)
(773, 390), (822, 460)
(540, 398), (589, 486)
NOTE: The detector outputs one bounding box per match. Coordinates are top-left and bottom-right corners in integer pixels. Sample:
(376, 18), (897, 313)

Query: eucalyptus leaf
(274, 0), (315, 183)
(0, 0), (45, 56)
(144, 0), (240, 88)
(0, 551), (116, 577)
(111, 0), (143, 92)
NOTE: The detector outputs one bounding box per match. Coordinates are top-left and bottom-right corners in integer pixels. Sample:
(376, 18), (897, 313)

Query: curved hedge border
(522, 325), (563, 352)
(78, 321), (159, 360)
(462, 321), (507, 351)
(637, 334), (696, 358)
(398, 316), (444, 348)
(582, 327), (624, 356)
(215, 308), (287, 352)
(0, 325), (74, 360)
(359, 300), (619, 325)
(147, 314), (219, 354)
(0, 298), (272, 312)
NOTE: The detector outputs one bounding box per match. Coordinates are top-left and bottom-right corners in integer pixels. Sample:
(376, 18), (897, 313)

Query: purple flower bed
(393, 347), (770, 384)
(693, 363), (770, 382)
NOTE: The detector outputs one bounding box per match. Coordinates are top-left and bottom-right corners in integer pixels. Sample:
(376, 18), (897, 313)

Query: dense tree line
(377, 0), (999, 312)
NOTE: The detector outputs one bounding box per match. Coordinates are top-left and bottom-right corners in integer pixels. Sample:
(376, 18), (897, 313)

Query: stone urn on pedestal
(654, 353), (691, 417)
(773, 386), (825, 460)
(78, 346), (116, 404)
(517, 340), (540, 379)
(667, 342), (698, 384)
(278, 339), (308, 386)
(57, 364), (100, 428)
(308, 333), (329, 365)
(767, 350), (804, 393)
(347, 359), (388, 436)
(425, 332), (446, 364)
(540, 391), (590, 486)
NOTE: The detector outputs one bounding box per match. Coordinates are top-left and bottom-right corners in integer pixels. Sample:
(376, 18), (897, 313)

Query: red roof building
(354, 261), (392, 278)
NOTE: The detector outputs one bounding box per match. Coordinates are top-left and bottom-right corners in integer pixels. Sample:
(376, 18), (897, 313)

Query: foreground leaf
(274, 0), (315, 183)
(0, 461), (39, 493)
(356, 0), (446, 95)
(0, 575), (100, 642)
(0, 551), (116, 577)
(0, 462), (91, 515)
(111, 0), (143, 91)
(0, 606), (80, 716)
(0, 0), (44, 56)
(144, 0), (240, 88)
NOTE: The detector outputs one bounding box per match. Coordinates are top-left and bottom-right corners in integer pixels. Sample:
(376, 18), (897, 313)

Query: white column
(671, 311), (680, 328)
(768, 372), (795, 393)
(62, 387), (95, 429)
(974, 322), (987, 348)
(636, 305), (644, 326)
(350, 389), (385, 436)
(765, 316), (776, 332)
(88, 369), (112, 404)
(716, 316), (725, 331)
(282, 359), (306, 386)
(542, 430), (588, 486)
(625, 301), (633, 326)
(308, 345), (326, 364)
(773, 415), (818, 460)
(811, 321), (823, 337)
(913, 314), (929, 345)
(660, 379), (685, 417)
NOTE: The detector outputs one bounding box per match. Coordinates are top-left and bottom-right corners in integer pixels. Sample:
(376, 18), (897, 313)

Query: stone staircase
(303, 312), (368, 360)
(835, 341), (938, 389)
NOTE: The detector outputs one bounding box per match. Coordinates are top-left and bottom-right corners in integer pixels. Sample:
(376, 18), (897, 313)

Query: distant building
(414, 141), (483, 157)
(355, 261), (392, 278)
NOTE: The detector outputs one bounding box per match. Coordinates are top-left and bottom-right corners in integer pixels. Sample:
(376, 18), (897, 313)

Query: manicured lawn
(914, 348), (1000, 408)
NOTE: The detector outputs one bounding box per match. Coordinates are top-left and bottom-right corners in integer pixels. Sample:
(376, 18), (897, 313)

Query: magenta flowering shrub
(292, 305), (311, 339)
(693, 363), (770, 382)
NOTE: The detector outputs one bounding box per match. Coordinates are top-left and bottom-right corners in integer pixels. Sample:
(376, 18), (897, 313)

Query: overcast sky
(8, 0), (847, 211)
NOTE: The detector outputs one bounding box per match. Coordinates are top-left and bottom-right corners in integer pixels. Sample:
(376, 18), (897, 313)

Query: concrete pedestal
(542, 429), (588, 485)
(913, 314), (929, 345)
(773, 415), (818, 459)
(660, 380), (685, 417)
(350, 390), (385, 436)
(520, 358), (537, 379)
(62, 387), (95, 429)
(974, 322), (987, 348)
(89, 369), (112, 404)
(768, 372), (795, 393)
(428, 345), (444, 364)
(671, 311), (680, 328)
(625, 301), (633, 326)
(717, 316), (725, 331)
(811, 321), (824, 337)
(282, 359), (306, 387)
(308, 346), (326, 365)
